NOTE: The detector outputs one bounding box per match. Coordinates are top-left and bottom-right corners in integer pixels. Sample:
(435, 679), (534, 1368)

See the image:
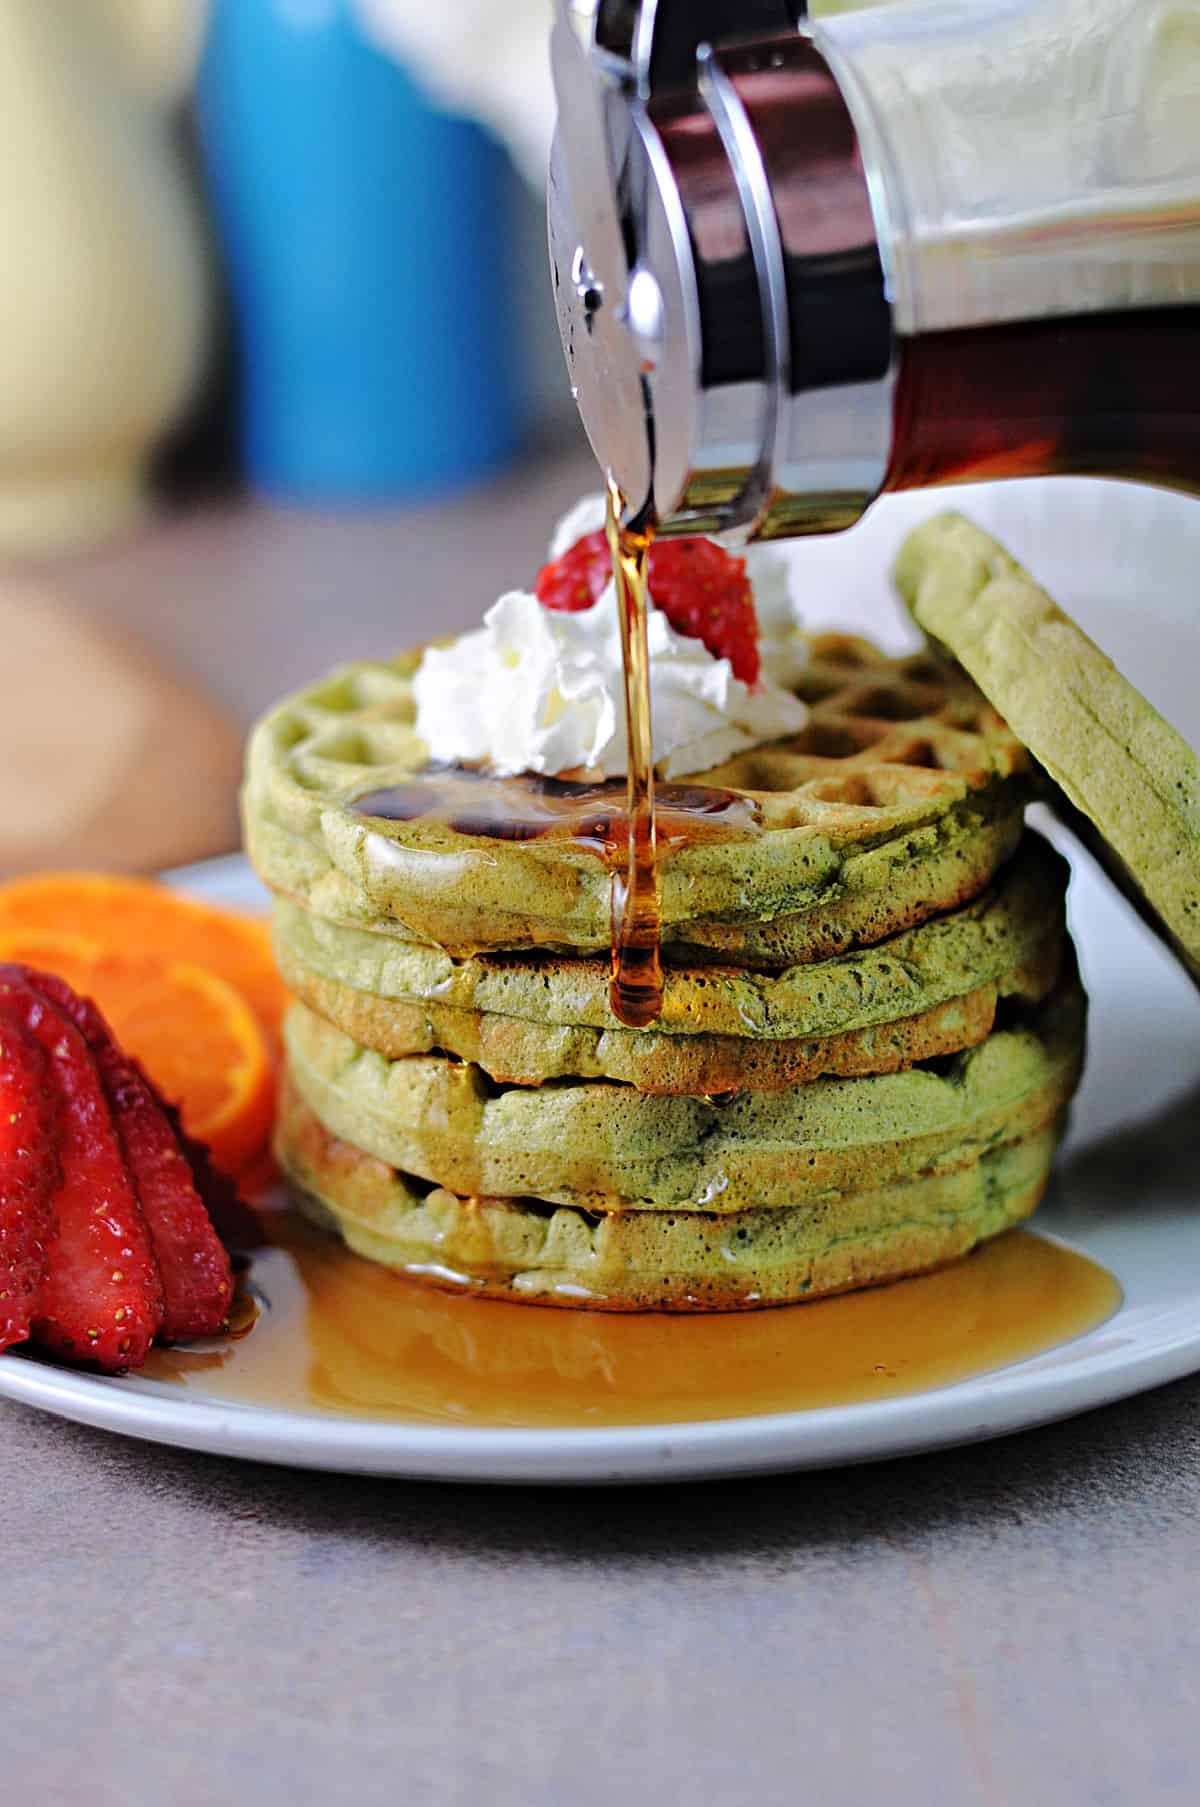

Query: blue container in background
(198, 0), (527, 501)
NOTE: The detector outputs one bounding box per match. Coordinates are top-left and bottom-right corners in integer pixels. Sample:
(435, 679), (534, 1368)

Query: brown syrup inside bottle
(885, 305), (1200, 493)
(145, 1205), (1122, 1429)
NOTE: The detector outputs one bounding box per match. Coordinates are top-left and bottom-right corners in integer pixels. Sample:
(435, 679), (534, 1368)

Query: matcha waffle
(277, 1084), (1061, 1311)
(281, 967), (1085, 1214)
(252, 517), (1104, 1315)
(243, 634), (1031, 965)
(274, 832), (1067, 1092)
(896, 511), (1200, 983)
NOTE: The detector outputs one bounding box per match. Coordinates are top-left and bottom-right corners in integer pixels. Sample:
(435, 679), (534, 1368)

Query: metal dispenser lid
(547, 9), (654, 524)
(546, 0), (893, 537)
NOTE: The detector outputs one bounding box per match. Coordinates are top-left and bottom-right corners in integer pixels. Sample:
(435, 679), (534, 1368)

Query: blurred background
(0, 0), (594, 878)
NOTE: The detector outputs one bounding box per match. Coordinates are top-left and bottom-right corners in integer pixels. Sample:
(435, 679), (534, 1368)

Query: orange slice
(0, 933), (275, 1174)
(0, 873), (288, 1050)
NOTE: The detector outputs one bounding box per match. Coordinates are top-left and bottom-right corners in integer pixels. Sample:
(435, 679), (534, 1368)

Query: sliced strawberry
(644, 539), (760, 685)
(0, 1000), (59, 1350)
(535, 529), (761, 683)
(26, 973), (234, 1340)
(535, 528), (611, 611)
(0, 969), (164, 1369)
(98, 1055), (234, 1340)
(153, 1087), (266, 1252)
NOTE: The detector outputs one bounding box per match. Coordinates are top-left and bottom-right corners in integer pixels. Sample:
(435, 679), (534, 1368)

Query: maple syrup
(351, 768), (756, 850)
(352, 478), (692, 1030)
(145, 1206), (1121, 1429)
(604, 475), (662, 1028)
(885, 307), (1200, 494)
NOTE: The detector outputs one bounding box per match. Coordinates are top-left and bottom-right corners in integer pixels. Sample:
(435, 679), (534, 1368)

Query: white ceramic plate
(2, 481), (1197, 1484)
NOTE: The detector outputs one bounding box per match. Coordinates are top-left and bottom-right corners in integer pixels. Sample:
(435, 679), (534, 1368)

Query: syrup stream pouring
(604, 476), (664, 1028)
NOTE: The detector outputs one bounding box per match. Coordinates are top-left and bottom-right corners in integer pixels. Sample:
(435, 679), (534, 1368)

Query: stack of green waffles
(244, 520), (1092, 1311)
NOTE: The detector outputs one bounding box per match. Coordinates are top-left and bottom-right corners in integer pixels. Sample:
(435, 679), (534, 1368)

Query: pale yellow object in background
(0, 582), (241, 875)
(0, 0), (210, 554)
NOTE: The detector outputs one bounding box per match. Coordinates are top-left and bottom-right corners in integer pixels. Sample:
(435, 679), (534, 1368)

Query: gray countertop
(6, 1380), (1199, 1806)
(3, 442), (1198, 1806)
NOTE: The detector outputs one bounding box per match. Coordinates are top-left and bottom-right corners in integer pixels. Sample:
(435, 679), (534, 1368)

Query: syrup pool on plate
(144, 1209), (1122, 1429)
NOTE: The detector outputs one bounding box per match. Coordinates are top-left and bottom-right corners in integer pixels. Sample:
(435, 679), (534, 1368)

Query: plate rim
(3, 831), (1197, 1484)
(3, 1282), (1200, 1484)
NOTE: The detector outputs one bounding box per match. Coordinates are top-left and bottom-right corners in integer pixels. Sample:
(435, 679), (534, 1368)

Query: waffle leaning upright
(246, 499), (1085, 1311)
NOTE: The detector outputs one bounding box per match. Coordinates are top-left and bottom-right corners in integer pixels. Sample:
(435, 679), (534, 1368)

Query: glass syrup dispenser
(547, 0), (1200, 539)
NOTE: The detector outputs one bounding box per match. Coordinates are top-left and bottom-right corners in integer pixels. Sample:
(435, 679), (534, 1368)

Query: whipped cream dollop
(413, 497), (809, 780)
